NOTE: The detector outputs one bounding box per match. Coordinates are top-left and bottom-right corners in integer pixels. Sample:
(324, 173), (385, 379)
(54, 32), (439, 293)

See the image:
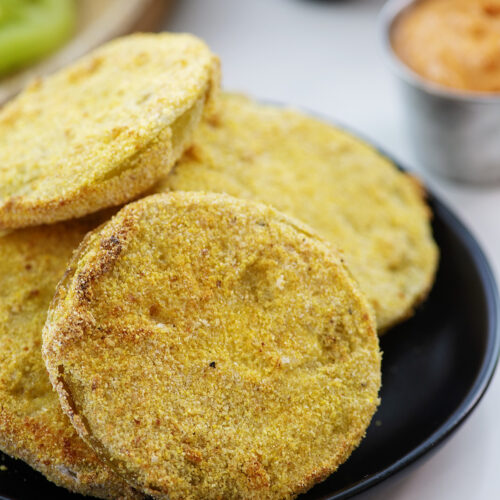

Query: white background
(165, 1), (500, 498)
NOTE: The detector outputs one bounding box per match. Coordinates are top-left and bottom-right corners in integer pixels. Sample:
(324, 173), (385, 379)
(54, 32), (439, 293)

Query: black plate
(1, 175), (499, 500)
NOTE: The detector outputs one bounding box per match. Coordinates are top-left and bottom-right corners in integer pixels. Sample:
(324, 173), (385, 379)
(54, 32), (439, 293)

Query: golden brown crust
(43, 192), (381, 499)
(156, 93), (439, 332)
(0, 215), (142, 499)
(0, 33), (220, 229)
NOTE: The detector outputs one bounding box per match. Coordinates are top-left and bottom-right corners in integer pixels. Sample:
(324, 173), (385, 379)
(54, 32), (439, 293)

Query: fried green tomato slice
(157, 93), (438, 332)
(0, 0), (76, 76)
(0, 215), (142, 498)
(43, 192), (381, 500)
(0, 32), (219, 229)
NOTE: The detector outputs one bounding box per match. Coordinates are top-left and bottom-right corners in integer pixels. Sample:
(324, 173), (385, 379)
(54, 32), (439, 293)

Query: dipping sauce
(392, 0), (500, 93)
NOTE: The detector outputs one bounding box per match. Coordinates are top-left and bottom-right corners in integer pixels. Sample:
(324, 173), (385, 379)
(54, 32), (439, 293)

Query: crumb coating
(158, 93), (438, 331)
(43, 192), (381, 499)
(0, 215), (142, 498)
(0, 33), (220, 229)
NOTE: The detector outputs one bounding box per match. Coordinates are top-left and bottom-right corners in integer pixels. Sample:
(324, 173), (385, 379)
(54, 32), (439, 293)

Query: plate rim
(308, 130), (500, 498)
(329, 192), (500, 499)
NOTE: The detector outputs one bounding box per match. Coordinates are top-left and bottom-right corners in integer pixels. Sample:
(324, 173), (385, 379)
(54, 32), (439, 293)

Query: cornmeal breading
(157, 93), (438, 331)
(0, 215), (141, 499)
(0, 33), (220, 229)
(43, 192), (381, 500)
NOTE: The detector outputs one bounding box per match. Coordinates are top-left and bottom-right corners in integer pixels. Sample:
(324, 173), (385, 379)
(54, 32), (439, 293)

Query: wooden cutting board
(0, 0), (174, 104)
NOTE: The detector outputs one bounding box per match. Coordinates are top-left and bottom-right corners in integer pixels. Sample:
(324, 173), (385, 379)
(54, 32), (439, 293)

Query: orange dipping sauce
(392, 0), (500, 93)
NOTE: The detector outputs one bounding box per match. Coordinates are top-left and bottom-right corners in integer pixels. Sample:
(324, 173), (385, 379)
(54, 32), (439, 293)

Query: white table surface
(165, 1), (500, 498)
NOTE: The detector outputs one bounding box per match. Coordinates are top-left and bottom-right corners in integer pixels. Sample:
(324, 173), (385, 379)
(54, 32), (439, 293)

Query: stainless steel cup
(379, 0), (500, 184)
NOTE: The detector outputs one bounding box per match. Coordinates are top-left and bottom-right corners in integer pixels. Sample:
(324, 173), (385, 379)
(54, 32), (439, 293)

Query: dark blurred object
(135, 0), (173, 31)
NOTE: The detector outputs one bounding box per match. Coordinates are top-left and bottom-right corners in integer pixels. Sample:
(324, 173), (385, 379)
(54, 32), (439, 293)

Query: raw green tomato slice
(0, 0), (76, 76)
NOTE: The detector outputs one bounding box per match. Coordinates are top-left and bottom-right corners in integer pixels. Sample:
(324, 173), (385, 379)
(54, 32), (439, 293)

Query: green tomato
(0, 0), (76, 76)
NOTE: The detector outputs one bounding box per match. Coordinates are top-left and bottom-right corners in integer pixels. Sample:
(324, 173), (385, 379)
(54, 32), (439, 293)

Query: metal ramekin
(379, 0), (500, 184)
